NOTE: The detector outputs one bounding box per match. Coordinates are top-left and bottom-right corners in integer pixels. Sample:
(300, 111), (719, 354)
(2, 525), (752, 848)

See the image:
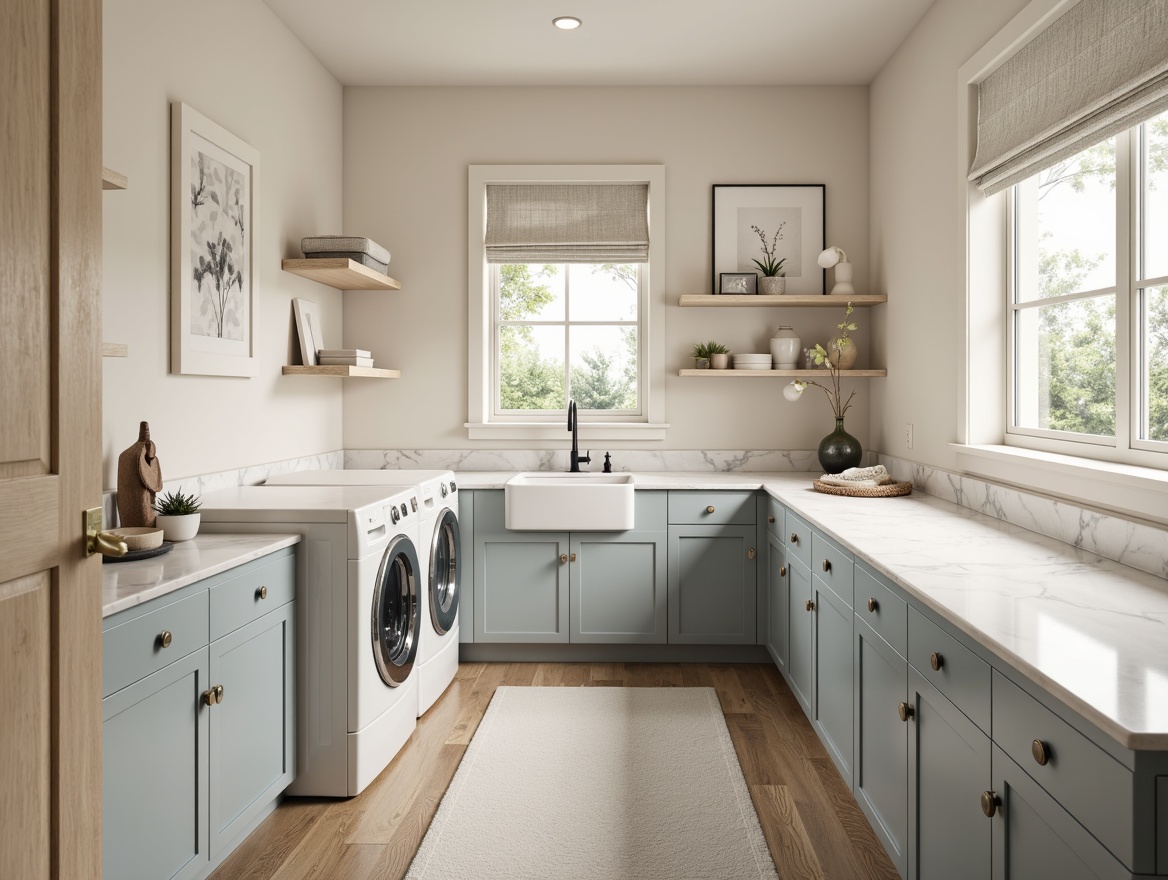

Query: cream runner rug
(405, 687), (780, 880)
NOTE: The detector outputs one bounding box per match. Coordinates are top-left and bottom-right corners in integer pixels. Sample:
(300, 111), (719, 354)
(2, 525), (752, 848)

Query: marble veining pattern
(102, 533), (300, 618)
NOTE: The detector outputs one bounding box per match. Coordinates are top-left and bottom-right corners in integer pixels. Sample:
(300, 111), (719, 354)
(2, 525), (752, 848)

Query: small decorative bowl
(108, 527), (165, 551)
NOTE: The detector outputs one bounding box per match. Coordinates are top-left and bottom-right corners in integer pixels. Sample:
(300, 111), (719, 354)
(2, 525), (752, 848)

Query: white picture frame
(171, 102), (260, 377)
(292, 299), (322, 366)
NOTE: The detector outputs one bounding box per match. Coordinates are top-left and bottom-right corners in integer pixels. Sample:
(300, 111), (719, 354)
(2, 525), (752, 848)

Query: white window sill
(951, 443), (1168, 526)
(466, 422), (670, 441)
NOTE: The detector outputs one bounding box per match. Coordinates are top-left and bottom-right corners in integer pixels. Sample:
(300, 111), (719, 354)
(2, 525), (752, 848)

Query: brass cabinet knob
(980, 790), (1000, 818)
(747, 547), (756, 560)
(215, 684), (224, 704)
(560, 554), (568, 564)
(898, 702), (914, 722)
(1032, 739), (1051, 766)
(706, 505), (716, 514)
(779, 566), (787, 577)
(930, 652), (944, 672)
(257, 585), (268, 600)
(768, 515), (775, 523)
(202, 689), (216, 707)
(805, 600), (816, 612)
(867, 598), (878, 613)
(790, 532), (799, 545)
(569, 553), (577, 562)
(158, 630), (172, 649)
(822, 559), (832, 573)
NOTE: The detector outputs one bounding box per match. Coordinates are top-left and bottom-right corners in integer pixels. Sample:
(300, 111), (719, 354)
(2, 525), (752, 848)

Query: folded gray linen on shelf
(304, 250), (389, 274)
(817, 464), (896, 488)
(301, 235), (391, 265)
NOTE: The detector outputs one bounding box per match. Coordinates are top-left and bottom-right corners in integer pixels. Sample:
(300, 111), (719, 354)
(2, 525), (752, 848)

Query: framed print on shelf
(712, 184), (825, 296)
(292, 299), (322, 366)
(719, 273), (758, 295)
(171, 101), (260, 377)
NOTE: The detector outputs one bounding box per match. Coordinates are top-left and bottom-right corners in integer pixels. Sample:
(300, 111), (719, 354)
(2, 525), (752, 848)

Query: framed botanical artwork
(719, 272), (758, 294)
(711, 184), (825, 296)
(171, 102), (260, 377)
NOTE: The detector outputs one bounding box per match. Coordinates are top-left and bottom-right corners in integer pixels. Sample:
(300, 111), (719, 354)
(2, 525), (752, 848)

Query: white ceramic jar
(770, 326), (801, 369)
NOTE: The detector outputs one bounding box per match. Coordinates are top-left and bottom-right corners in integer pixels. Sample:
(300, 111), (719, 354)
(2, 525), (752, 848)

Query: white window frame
(957, 0), (1168, 524)
(467, 165), (667, 441)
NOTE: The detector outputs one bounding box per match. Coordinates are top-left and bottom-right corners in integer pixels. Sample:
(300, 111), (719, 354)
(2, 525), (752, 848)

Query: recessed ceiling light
(553, 16), (581, 30)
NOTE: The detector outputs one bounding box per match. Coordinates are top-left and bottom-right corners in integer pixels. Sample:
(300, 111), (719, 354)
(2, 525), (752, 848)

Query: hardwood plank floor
(211, 662), (898, 880)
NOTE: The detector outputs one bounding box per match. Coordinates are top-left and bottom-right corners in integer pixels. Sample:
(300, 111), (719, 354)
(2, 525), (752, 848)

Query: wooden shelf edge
(282, 365), (401, 378)
(679, 369), (887, 378)
(101, 342), (128, 358)
(101, 167), (128, 190)
(677, 294), (887, 307)
(281, 258), (401, 291)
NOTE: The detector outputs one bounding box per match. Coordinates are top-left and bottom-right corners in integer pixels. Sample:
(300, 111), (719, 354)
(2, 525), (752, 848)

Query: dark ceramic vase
(818, 417), (863, 474)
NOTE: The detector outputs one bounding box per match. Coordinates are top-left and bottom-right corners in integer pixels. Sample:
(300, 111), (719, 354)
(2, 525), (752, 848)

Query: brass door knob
(158, 630), (172, 649)
(930, 652), (944, 671)
(822, 559), (832, 573)
(214, 684), (224, 704)
(257, 585), (268, 600)
(706, 505), (716, 514)
(202, 689), (216, 707)
(898, 702), (914, 722)
(980, 791), (1000, 818)
(768, 515), (775, 523)
(569, 553), (577, 562)
(560, 554), (568, 564)
(805, 600), (815, 612)
(867, 598), (878, 613)
(790, 532), (799, 545)
(93, 530), (128, 558)
(1032, 739), (1051, 766)
(747, 547), (756, 560)
(779, 566), (787, 577)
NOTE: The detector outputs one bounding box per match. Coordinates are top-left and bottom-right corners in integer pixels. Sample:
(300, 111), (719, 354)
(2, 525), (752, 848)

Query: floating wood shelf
(101, 343), (128, 358)
(101, 167), (128, 191)
(678, 294), (887, 307)
(282, 365), (401, 379)
(679, 369), (887, 378)
(281, 258), (401, 291)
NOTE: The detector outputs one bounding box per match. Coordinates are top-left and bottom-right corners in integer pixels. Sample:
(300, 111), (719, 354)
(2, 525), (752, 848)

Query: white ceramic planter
(770, 326), (801, 369)
(156, 513), (200, 542)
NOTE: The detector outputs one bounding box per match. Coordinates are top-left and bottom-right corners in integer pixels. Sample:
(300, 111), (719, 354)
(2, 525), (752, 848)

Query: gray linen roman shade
(484, 183), (649, 263)
(969, 0), (1168, 196)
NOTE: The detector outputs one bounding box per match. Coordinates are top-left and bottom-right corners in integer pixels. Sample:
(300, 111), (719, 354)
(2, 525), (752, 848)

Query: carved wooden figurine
(117, 421), (163, 527)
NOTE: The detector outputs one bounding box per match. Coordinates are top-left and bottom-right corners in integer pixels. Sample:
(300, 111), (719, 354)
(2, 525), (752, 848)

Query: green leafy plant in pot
(154, 490), (202, 542)
(782, 303), (863, 473)
(751, 223), (787, 295)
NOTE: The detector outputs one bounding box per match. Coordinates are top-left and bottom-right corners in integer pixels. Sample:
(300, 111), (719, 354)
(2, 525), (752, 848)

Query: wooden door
(1, 0), (103, 877)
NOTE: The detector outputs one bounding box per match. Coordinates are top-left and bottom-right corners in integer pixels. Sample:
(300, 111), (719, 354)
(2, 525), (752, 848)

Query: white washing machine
(265, 470), (460, 715)
(198, 485), (423, 796)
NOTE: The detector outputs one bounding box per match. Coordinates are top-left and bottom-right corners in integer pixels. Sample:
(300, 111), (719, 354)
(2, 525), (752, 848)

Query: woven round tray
(813, 480), (913, 498)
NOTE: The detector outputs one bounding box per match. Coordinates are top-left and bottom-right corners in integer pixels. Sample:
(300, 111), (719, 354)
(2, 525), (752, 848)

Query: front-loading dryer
(199, 484), (422, 796)
(265, 470), (461, 715)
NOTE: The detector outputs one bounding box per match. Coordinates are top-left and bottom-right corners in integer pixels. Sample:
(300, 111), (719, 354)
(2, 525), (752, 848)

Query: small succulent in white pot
(154, 490), (202, 542)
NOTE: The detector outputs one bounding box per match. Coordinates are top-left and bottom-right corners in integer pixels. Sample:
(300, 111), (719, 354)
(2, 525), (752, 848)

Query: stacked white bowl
(731, 353), (773, 371)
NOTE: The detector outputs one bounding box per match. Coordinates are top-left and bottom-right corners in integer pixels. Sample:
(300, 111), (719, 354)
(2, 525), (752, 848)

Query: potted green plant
(691, 341), (712, 369)
(751, 223), (787, 295)
(154, 490), (202, 542)
(706, 341), (731, 369)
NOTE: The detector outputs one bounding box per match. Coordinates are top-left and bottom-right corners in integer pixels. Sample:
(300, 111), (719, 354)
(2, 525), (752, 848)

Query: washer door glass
(371, 534), (420, 687)
(428, 508), (460, 636)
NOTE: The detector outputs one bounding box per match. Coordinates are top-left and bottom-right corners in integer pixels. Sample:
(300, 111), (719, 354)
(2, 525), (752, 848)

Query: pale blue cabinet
(474, 524), (570, 643)
(457, 489), (474, 643)
(813, 576), (853, 786)
(667, 524), (757, 644)
(765, 530), (788, 673)
(787, 558), (815, 714)
(570, 528), (667, 644)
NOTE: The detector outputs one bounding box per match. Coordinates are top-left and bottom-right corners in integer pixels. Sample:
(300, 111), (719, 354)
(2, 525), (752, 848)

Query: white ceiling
(263, 0), (937, 87)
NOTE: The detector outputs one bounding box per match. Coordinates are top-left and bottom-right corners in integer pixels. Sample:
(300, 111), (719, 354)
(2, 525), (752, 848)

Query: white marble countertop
(102, 533), (300, 619)
(453, 471), (775, 490)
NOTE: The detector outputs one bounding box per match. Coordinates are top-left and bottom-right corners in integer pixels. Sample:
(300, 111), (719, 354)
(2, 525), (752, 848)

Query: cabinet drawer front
(667, 491), (755, 525)
(210, 551), (295, 641)
(992, 672), (1132, 866)
(103, 591), (209, 697)
(855, 564), (907, 656)
(812, 530), (854, 607)
(784, 511), (813, 570)
(765, 496), (784, 539)
(908, 605), (990, 732)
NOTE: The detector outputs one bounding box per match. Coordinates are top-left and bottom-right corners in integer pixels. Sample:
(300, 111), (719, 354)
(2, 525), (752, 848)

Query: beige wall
(341, 86), (871, 451)
(101, 0), (343, 488)
(869, 0), (1030, 469)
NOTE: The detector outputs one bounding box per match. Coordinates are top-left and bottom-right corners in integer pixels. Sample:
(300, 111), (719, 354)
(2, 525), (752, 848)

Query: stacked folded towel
(302, 236), (392, 275)
(817, 464), (896, 489)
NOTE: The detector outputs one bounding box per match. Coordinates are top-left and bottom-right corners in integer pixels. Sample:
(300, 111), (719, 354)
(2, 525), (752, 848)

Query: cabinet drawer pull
(779, 566), (787, 577)
(790, 532), (799, 545)
(1032, 739), (1051, 766)
(821, 559), (831, 573)
(257, 585), (268, 600)
(898, 702), (914, 722)
(867, 598), (878, 613)
(980, 791), (1000, 818)
(768, 515), (775, 523)
(214, 684), (224, 704)
(805, 600), (815, 612)
(569, 553), (577, 562)
(560, 554), (568, 564)
(203, 689), (216, 707)
(930, 652), (944, 671)
(747, 547), (756, 560)
(706, 505), (716, 514)
(158, 630), (172, 649)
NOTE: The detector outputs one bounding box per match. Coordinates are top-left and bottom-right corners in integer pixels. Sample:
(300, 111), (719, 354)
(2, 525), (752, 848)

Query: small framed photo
(719, 272), (758, 295)
(292, 298), (323, 366)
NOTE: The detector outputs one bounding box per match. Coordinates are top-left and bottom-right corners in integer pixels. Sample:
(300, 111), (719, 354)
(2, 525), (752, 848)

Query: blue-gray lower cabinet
(570, 529), (667, 643)
(766, 530), (788, 673)
(813, 575), (853, 787)
(667, 524), (757, 644)
(457, 489), (474, 644)
(787, 558), (815, 714)
(474, 526), (570, 643)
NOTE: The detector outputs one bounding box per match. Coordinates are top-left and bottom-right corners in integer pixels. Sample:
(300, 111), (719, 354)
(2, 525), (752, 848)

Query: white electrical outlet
(905, 423), (914, 449)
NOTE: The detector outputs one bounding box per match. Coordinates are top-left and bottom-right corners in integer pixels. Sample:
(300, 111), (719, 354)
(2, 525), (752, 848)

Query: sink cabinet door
(666, 524), (757, 644)
(766, 530), (789, 673)
(570, 530), (667, 644)
(103, 649), (210, 880)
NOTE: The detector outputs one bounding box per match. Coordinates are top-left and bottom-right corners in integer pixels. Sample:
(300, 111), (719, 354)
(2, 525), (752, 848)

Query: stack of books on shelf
(317, 348), (374, 368)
